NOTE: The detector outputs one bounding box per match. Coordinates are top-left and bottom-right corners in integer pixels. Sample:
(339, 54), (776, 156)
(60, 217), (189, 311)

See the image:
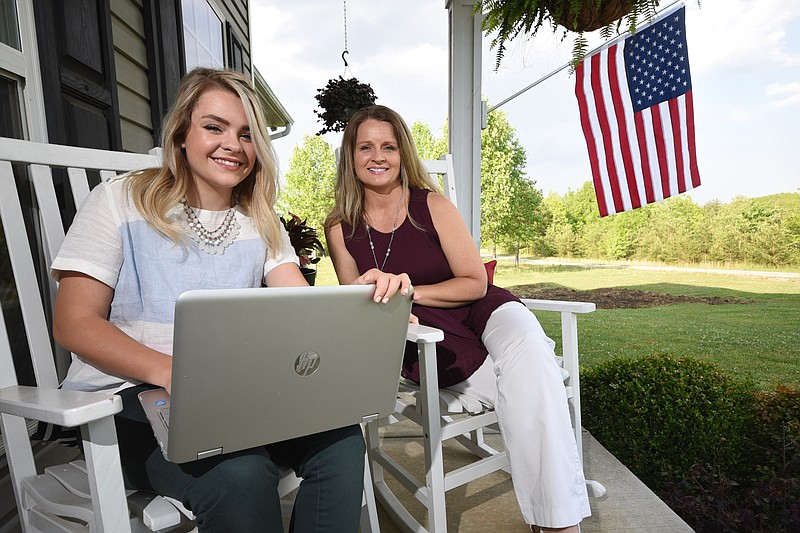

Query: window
(0, 74), (23, 137)
(0, 73), (36, 391)
(226, 22), (243, 72)
(0, 0), (20, 50)
(0, 0), (46, 140)
(182, 0), (224, 70)
(0, 1), (48, 393)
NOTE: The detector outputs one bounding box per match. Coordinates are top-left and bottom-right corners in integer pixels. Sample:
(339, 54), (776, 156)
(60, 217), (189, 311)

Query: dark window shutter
(143, 0), (184, 146)
(226, 22), (244, 73)
(32, 0), (121, 150)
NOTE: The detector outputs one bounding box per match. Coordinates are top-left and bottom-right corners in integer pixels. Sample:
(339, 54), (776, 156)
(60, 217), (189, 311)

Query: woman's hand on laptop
(353, 268), (412, 304)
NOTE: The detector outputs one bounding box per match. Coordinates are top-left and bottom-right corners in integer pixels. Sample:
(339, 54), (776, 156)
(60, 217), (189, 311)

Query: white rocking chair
(0, 137), (378, 532)
(364, 154), (606, 532)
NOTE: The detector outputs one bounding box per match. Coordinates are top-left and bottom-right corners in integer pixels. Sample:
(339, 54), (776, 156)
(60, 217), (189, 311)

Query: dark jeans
(115, 385), (365, 532)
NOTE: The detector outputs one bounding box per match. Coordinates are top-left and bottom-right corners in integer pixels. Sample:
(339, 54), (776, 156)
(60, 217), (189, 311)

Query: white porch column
(446, 0), (482, 245)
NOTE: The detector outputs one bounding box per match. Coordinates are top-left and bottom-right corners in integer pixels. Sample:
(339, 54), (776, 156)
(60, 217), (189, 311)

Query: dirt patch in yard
(508, 286), (753, 309)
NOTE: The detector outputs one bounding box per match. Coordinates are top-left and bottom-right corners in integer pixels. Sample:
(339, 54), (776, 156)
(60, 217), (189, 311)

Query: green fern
(479, 0), (665, 71)
(571, 34), (589, 72)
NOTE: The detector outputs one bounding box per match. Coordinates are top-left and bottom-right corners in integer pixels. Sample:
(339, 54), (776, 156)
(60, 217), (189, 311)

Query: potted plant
(280, 213), (325, 285)
(314, 76), (377, 135)
(479, 0), (660, 69)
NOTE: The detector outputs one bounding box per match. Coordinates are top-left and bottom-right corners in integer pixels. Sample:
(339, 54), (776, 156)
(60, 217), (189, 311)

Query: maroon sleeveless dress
(341, 188), (520, 387)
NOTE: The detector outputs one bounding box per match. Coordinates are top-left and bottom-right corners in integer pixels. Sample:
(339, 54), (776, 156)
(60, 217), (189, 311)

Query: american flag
(575, 6), (700, 217)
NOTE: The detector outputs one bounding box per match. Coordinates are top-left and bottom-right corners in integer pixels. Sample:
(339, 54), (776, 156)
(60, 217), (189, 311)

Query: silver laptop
(138, 284), (412, 463)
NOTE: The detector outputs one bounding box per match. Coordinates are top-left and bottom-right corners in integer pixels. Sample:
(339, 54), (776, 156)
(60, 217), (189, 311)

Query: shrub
(752, 387), (800, 479)
(662, 458), (800, 532)
(582, 355), (800, 531)
(581, 354), (758, 492)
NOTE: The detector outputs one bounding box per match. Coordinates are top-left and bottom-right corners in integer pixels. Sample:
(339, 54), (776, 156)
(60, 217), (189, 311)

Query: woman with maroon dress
(325, 105), (590, 532)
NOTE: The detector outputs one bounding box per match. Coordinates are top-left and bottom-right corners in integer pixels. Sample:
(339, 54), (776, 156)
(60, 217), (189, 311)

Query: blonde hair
(127, 67), (284, 256)
(325, 105), (439, 237)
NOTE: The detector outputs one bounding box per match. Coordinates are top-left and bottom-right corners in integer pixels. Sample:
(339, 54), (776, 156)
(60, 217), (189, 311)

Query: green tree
(630, 197), (704, 263)
(542, 193), (573, 257)
(786, 208), (800, 265)
(563, 181), (600, 232)
(278, 135), (337, 247)
(706, 200), (743, 264)
(602, 207), (649, 260)
(542, 182), (599, 258)
(724, 198), (797, 266)
(502, 175), (545, 263)
(411, 121), (447, 161)
(479, 107), (543, 259)
(540, 183), (800, 267)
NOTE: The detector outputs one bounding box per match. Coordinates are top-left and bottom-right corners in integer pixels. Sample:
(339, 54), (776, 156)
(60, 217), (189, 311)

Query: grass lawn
(313, 258), (800, 391)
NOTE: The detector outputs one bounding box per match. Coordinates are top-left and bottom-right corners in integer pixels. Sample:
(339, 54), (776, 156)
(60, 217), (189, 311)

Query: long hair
(127, 67), (283, 256)
(325, 105), (439, 237)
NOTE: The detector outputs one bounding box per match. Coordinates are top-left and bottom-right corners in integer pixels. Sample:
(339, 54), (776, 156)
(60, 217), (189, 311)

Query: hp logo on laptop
(295, 351), (320, 376)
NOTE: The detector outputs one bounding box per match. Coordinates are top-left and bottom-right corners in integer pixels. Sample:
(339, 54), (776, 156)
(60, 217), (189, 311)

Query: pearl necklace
(365, 189), (405, 271)
(180, 197), (241, 255)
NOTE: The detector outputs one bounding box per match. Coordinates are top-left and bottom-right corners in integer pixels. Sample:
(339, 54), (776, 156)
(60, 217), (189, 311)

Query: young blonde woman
(52, 69), (408, 532)
(325, 105), (589, 532)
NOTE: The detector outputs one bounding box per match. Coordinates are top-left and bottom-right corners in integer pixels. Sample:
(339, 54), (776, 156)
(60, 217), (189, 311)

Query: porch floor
(372, 420), (694, 532)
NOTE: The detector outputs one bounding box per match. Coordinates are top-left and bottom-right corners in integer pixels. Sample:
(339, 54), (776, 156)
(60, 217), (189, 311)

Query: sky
(251, 0), (800, 206)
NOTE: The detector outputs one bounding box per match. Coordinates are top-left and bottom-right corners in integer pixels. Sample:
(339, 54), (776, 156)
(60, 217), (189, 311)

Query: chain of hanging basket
(341, 0), (351, 74)
(314, 0), (377, 135)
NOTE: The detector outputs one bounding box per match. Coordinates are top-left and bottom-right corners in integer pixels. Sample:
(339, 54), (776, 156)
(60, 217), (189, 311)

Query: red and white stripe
(575, 43), (701, 217)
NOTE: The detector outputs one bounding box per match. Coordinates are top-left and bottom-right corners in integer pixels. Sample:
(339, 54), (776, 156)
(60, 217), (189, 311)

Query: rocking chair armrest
(0, 386), (122, 427)
(406, 323), (445, 344)
(520, 299), (596, 314)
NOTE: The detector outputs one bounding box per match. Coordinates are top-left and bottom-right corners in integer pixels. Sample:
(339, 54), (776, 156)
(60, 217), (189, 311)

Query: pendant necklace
(366, 188), (405, 271)
(180, 197), (241, 255)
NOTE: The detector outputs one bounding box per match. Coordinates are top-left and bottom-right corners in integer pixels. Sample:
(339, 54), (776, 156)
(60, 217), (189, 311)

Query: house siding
(108, 0), (258, 153)
(111, 0), (154, 152)
(225, 0), (252, 75)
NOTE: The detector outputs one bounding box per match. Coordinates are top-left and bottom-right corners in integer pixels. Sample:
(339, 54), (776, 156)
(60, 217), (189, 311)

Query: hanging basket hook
(342, 50), (349, 68)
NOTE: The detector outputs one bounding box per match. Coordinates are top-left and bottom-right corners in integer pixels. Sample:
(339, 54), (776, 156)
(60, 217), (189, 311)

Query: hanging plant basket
(480, 0), (659, 69)
(541, 0), (634, 32)
(314, 76), (377, 135)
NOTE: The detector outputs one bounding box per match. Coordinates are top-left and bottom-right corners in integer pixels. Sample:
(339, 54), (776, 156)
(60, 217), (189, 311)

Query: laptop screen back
(160, 284), (411, 463)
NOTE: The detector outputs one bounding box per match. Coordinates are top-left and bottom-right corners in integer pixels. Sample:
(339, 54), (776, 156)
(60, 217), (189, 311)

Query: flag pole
(487, 0), (684, 113)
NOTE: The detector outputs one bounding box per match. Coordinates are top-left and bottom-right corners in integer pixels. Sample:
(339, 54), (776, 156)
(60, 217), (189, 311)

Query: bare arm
(263, 261), (311, 287)
(409, 193), (487, 308)
(53, 271), (173, 391)
(326, 222), (361, 285)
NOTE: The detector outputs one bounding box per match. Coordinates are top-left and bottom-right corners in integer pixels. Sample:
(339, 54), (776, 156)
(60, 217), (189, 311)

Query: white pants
(445, 302), (591, 528)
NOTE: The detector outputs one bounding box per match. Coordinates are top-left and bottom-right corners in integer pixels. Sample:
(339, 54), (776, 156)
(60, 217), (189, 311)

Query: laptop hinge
(361, 413), (379, 424)
(197, 448), (223, 460)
